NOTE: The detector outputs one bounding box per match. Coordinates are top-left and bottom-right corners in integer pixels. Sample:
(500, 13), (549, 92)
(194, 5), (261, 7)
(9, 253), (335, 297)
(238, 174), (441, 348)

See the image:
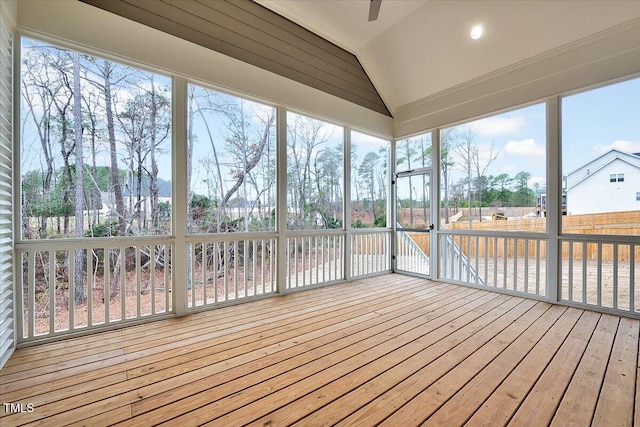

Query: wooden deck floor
(1, 274), (639, 426)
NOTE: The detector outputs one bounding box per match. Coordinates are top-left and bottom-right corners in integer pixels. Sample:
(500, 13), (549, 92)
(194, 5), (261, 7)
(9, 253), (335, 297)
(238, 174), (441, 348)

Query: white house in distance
(566, 149), (640, 215)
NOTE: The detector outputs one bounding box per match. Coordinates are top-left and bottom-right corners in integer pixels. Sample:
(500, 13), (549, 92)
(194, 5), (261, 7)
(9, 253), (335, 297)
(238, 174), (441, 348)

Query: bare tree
(37, 47), (75, 236)
(147, 74), (171, 233)
(21, 45), (57, 237)
(187, 87), (276, 282)
(72, 51), (86, 302)
(187, 86), (197, 233)
(188, 88), (228, 233)
(359, 151), (379, 223)
(397, 139), (416, 225)
(454, 126), (498, 224)
(415, 135), (430, 224)
(351, 145), (362, 213)
(287, 115), (336, 229)
(89, 59), (128, 238)
(313, 144), (343, 227)
(117, 79), (170, 235)
(440, 128), (456, 224)
(186, 86), (195, 288)
(218, 101), (275, 214)
(81, 86), (104, 229)
(471, 145), (498, 222)
(88, 59), (129, 298)
(244, 106), (276, 230)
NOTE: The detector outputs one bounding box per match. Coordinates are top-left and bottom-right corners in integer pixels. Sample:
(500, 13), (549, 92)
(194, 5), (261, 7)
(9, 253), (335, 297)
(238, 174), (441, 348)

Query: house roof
(566, 149), (640, 178)
(567, 153), (640, 189)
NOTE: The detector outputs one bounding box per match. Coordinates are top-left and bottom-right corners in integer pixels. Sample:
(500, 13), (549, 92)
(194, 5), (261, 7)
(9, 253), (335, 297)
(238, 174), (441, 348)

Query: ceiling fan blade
(368, 0), (382, 22)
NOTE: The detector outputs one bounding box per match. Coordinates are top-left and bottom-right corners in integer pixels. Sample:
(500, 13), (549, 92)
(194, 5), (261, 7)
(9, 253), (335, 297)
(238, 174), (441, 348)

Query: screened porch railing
(15, 237), (173, 343)
(15, 227), (395, 343)
(439, 231), (546, 299)
(560, 236), (639, 315)
(395, 230), (430, 275)
(350, 229), (391, 277)
(14, 228), (640, 344)
(185, 233), (277, 310)
(285, 231), (345, 290)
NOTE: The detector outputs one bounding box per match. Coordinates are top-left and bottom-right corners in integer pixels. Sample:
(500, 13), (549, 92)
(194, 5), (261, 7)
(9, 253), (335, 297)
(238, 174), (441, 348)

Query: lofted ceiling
(258, 0), (640, 116)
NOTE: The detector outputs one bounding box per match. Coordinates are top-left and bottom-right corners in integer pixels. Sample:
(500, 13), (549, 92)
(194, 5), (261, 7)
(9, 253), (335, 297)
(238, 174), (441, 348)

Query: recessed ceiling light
(470, 25), (483, 40)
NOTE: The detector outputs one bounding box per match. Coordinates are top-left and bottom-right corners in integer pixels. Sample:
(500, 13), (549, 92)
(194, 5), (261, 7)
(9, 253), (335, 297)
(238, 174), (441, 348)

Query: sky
(562, 77), (640, 173)
(455, 102), (547, 188)
(443, 76), (640, 190)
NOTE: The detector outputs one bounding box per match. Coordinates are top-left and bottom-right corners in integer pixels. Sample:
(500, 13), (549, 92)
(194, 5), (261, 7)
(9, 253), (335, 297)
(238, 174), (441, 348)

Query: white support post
(344, 127), (352, 279)
(432, 128), (441, 280)
(546, 96), (560, 303)
(172, 77), (188, 316)
(276, 106), (288, 294)
(390, 140), (397, 272)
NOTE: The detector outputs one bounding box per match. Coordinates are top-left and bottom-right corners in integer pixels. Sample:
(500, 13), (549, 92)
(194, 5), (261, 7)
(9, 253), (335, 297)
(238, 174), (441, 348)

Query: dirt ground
(26, 263), (277, 337)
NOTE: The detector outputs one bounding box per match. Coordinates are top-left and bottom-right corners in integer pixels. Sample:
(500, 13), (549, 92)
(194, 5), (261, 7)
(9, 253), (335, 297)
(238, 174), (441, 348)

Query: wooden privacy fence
(450, 217), (547, 233)
(441, 211), (639, 261)
(448, 210), (640, 235)
(446, 210), (640, 236)
(435, 233), (640, 261)
(403, 232), (547, 261)
(433, 234), (547, 260)
(350, 230), (392, 254)
(351, 211), (638, 261)
(561, 240), (640, 262)
(406, 233), (430, 256)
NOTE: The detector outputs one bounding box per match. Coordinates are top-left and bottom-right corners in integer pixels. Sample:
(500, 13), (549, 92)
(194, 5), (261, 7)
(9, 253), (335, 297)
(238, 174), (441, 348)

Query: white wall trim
(0, 0), (17, 28)
(395, 18), (640, 137)
(254, 0), (360, 55)
(357, 47), (397, 118)
(0, 0), (16, 370)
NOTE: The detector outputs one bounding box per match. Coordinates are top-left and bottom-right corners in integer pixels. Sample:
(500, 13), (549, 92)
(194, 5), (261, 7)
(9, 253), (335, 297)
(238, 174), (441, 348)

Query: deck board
(423, 307), (584, 426)
(592, 317), (639, 427)
(468, 309), (601, 426)
(1, 274), (639, 427)
(294, 298), (538, 427)
(382, 304), (568, 426)
(550, 314), (619, 426)
(200, 294), (509, 427)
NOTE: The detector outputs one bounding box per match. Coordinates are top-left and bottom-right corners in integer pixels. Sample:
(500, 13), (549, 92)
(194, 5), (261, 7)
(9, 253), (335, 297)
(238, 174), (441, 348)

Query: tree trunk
(89, 113), (98, 228)
(136, 149), (143, 229)
(103, 60), (127, 237)
(442, 167), (449, 223)
(22, 55), (55, 237)
(369, 174), (375, 222)
(110, 249), (121, 299)
(40, 129), (53, 236)
(102, 60), (127, 298)
(186, 89), (194, 288)
(60, 111), (72, 237)
(72, 51), (85, 302)
(149, 75), (159, 233)
(193, 97), (225, 202)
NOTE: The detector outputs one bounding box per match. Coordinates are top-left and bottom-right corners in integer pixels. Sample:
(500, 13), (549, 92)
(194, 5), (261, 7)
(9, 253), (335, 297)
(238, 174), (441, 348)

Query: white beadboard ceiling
(257, 0), (640, 116)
